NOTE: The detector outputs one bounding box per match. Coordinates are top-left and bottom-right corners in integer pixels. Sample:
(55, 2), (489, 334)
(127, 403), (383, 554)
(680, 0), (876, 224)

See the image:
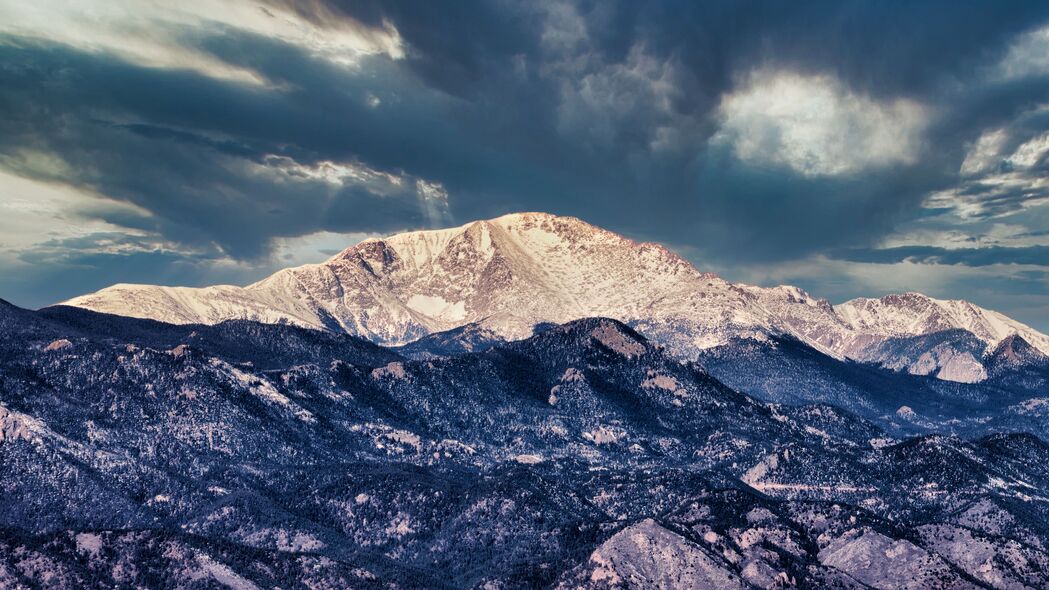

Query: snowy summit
(63, 212), (1049, 383)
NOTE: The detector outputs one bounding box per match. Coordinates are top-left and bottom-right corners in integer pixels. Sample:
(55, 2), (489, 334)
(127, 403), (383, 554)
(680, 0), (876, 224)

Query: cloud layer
(1, 0), (1049, 330)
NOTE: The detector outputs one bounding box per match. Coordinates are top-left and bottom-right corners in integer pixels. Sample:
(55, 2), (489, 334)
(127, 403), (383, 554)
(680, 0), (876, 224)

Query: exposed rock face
(987, 334), (1049, 371)
(817, 528), (977, 590)
(559, 519), (748, 589)
(0, 405), (42, 443)
(44, 338), (72, 352)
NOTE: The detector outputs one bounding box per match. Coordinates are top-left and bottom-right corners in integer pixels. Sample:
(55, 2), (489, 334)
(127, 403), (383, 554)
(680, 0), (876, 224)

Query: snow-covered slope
(63, 212), (1049, 379)
(835, 292), (1049, 357)
(63, 213), (796, 346)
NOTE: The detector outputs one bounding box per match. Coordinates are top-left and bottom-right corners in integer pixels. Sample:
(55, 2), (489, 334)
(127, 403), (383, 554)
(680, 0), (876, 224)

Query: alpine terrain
(65, 213), (1049, 383)
(0, 213), (1047, 588)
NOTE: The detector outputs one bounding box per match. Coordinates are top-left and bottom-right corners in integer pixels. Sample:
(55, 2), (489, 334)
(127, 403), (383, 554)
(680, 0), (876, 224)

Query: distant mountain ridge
(63, 212), (1049, 381)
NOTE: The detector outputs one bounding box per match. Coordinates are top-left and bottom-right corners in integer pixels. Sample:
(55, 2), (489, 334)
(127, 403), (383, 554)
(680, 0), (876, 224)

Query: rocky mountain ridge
(63, 212), (1049, 382)
(2, 301), (1049, 587)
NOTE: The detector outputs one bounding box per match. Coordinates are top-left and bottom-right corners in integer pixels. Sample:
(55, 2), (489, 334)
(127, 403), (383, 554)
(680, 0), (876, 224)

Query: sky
(1, 1), (1049, 332)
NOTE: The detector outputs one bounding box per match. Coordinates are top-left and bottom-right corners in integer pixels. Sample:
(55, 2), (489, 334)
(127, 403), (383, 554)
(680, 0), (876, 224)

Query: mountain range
(3, 302), (1049, 588)
(64, 212), (1049, 384)
(4, 212), (1049, 588)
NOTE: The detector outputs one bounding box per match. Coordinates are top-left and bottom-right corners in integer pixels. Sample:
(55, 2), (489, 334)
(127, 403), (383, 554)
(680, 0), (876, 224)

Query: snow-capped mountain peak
(835, 292), (1049, 356)
(62, 212), (1049, 380)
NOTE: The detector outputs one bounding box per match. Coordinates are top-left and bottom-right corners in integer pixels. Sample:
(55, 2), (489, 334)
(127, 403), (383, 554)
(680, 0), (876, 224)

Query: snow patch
(1009, 398), (1049, 415)
(406, 294), (467, 322)
(383, 430), (422, 451)
(514, 454), (543, 464)
(194, 552), (259, 590)
(583, 425), (626, 445)
(75, 533), (103, 558)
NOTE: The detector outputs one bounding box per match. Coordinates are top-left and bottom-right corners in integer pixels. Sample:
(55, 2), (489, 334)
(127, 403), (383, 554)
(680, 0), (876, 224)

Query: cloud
(0, 0), (403, 83)
(714, 70), (929, 176)
(996, 25), (1049, 81)
(0, 169), (151, 255)
(2, 0), (1049, 326)
(923, 104), (1049, 222)
(960, 128), (1010, 176)
(0, 36), (455, 260)
(832, 245), (1049, 267)
(555, 43), (691, 151)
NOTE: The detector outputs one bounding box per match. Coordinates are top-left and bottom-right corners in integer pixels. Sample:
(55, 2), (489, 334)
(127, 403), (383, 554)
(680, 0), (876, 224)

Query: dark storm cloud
(284, 0), (1049, 257)
(266, 0), (546, 96)
(317, 0), (1047, 100)
(3, 0), (1049, 313)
